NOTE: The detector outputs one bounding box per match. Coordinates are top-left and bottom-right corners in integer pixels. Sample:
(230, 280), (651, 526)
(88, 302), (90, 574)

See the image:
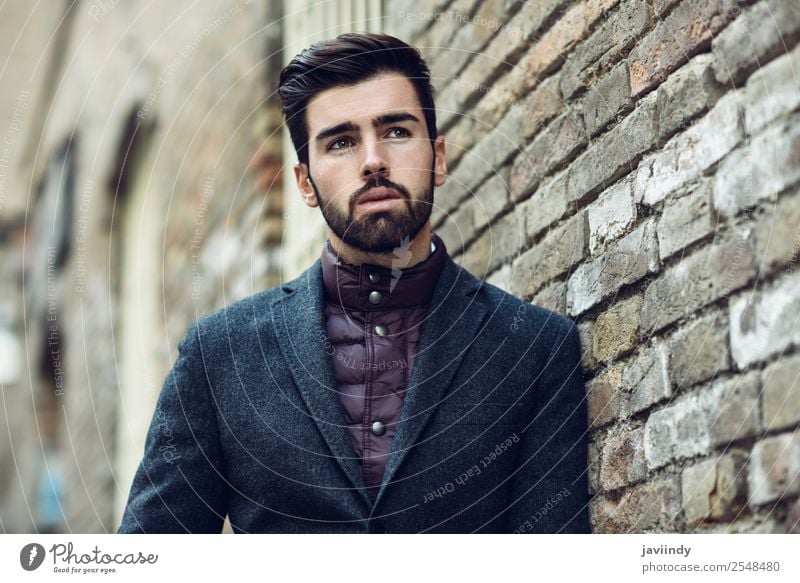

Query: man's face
(295, 72), (447, 254)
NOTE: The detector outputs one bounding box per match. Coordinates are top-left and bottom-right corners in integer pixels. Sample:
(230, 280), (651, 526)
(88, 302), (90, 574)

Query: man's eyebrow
(314, 111), (421, 144)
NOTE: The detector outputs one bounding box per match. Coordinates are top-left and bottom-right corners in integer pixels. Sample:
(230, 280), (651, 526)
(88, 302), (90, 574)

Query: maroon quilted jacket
(320, 232), (446, 502)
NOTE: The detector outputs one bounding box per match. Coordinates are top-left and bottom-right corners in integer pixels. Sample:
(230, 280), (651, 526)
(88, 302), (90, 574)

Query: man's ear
(293, 162), (318, 207)
(432, 135), (447, 188)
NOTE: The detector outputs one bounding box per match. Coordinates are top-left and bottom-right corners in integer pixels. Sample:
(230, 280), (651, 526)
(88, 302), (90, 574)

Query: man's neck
(327, 224), (432, 269)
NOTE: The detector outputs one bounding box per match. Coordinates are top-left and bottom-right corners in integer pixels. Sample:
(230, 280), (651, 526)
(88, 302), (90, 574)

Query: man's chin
(344, 235), (410, 254)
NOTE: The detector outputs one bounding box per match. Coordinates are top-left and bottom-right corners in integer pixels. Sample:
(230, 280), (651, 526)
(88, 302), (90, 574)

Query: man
(117, 32), (591, 534)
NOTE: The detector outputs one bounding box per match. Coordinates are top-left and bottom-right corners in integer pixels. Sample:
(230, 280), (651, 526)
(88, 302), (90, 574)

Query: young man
(118, 32), (591, 534)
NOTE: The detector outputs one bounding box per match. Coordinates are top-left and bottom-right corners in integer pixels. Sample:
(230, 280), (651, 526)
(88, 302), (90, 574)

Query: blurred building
(2, 0), (799, 534)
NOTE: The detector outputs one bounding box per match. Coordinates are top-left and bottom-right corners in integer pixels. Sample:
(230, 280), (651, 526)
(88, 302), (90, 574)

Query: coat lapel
(270, 253), (489, 511)
(270, 258), (373, 508)
(373, 255), (488, 509)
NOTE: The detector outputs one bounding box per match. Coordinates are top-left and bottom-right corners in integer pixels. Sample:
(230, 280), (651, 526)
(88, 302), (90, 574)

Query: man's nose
(359, 136), (389, 179)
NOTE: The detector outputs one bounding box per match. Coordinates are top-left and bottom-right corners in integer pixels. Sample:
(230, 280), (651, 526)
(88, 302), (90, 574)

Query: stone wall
(386, 0), (800, 533)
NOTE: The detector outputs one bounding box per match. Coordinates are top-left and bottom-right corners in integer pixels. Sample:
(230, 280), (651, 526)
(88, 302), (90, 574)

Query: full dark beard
(311, 167), (435, 254)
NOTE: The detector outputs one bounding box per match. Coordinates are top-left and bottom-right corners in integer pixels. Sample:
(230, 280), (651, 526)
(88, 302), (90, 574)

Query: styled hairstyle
(278, 32), (438, 167)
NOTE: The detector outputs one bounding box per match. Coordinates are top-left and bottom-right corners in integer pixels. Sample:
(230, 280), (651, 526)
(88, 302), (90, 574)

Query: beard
(310, 163), (435, 254)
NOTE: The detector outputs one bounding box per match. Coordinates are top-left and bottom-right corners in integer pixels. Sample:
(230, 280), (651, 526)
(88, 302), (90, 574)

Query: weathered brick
(729, 270), (800, 369)
(644, 373), (760, 469)
(569, 94), (657, 205)
(743, 42), (800, 134)
(785, 498), (800, 534)
(656, 53), (722, 141)
(486, 263), (511, 294)
(592, 295), (643, 363)
(578, 319), (599, 372)
(667, 311), (730, 390)
(510, 111), (587, 200)
(762, 354), (800, 432)
(628, 0), (739, 97)
(391, 3), (441, 46)
(653, 0), (681, 17)
(560, 0), (650, 100)
(587, 364), (623, 429)
(531, 279), (566, 315)
(492, 98), (529, 162)
(472, 166), (510, 231)
(491, 208), (526, 273)
(703, 517), (786, 534)
(636, 91), (744, 207)
(470, 71), (521, 134)
(418, 0), (476, 63)
(518, 74), (564, 141)
(712, 0), (800, 87)
(682, 451), (748, 527)
(567, 219), (659, 316)
(591, 478), (681, 532)
(622, 343), (672, 416)
(465, 106), (526, 196)
(441, 115), (479, 173)
(588, 440), (601, 495)
(641, 233), (755, 335)
(752, 188), (800, 277)
(437, 80), (466, 134)
(429, 2), (491, 92)
(510, 211), (587, 298)
(713, 114), (800, 217)
(583, 61), (631, 137)
(456, 0), (569, 107)
(520, 170), (569, 237)
(511, 111), (587, 200)
(423, 0), (492, 67)
(433, 169), (469, 219)
(514, 0), (622, 97)
(436, 195), (476, 252)
(748, 431), (800, 506)
(587, 176), (636, 255)
(656, 180), (715, 261)
(463, 223), (493, 277)
(600, 427), (647, 491)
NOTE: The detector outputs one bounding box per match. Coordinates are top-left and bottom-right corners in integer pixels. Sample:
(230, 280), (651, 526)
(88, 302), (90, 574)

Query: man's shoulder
(190, 267), (310, 339)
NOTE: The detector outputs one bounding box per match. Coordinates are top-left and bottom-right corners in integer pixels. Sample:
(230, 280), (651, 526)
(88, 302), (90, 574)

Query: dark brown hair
(278, 32), (438, 167)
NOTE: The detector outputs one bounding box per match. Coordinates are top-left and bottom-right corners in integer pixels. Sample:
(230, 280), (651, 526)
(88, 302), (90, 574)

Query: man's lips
(358, 187), (403, 204)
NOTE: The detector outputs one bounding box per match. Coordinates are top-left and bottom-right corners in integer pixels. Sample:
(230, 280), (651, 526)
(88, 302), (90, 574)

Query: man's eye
(388, 127), (411, 138)
(328, 137), (353, 151)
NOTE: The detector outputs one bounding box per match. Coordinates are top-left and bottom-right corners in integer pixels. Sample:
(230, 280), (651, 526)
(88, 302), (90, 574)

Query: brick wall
(387, 0), (800, 533)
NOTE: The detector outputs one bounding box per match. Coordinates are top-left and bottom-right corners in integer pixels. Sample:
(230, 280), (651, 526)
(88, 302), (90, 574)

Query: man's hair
(278, 32), (438, 167)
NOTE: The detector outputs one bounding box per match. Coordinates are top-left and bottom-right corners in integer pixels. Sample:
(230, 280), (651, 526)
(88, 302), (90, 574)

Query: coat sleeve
(503, 319), (592, 533)
(117, 321), (228, 533)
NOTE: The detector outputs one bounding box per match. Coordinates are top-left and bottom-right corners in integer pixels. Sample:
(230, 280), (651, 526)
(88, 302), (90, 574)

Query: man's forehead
(306, 73), (423, 133)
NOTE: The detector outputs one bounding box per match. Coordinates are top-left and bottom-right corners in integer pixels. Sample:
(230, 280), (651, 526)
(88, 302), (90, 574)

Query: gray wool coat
(117, 250), (592, 533)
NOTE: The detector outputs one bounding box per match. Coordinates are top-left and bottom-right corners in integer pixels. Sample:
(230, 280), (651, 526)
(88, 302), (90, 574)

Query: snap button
(371, 420), (386, 436)
(368, 271), (381, 283)
(368, 290), (382, 304)
(374, 324), (388, 336)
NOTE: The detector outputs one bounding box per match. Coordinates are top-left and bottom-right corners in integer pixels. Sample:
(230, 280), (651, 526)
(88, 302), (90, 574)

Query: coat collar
(269, 245), (489, 512)
(320, 232), (447, 310)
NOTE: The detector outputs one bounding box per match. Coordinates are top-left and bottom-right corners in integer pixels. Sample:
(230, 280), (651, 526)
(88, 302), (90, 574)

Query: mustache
(352, 176), (409, 205)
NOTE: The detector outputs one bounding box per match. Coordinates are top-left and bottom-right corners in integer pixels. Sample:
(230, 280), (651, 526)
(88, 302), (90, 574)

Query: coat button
(371, 420), (386, 436)
(368, 271), (381, 283)
(374, 324), (388, 336)
(368, 290), (382, 304)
